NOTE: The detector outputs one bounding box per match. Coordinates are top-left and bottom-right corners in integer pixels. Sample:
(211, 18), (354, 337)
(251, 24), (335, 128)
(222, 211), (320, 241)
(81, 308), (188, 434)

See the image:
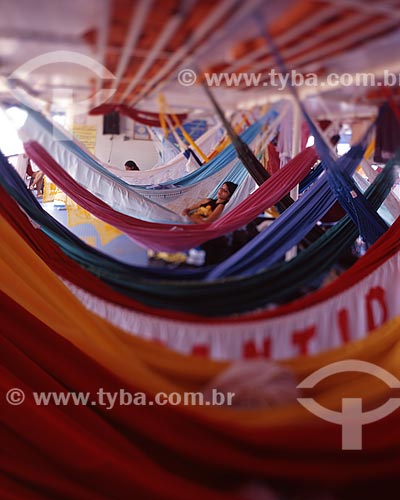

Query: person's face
(218, 184), (231, 201)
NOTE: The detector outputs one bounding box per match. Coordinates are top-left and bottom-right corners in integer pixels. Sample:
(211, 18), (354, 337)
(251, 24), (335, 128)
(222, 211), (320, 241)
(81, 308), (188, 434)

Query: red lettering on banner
(366, 286), (388, 331)
(337, 308), (350, 343)
(242, 338), (271, 358)
(191, 344), (210, 357)
(292, 326), (316, 355)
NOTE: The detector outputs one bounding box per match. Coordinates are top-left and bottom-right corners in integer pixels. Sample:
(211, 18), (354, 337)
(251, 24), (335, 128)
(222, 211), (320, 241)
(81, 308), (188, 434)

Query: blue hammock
(22, 105), (277, 191)
(207, 138), (370, 280)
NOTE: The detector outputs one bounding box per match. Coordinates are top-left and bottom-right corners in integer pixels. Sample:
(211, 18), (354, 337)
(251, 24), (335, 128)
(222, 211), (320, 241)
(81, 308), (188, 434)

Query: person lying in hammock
(182, 181), (237, 224)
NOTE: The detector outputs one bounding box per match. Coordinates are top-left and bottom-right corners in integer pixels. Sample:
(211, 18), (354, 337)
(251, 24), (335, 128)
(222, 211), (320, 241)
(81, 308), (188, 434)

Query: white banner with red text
(65, 252), (400, 360)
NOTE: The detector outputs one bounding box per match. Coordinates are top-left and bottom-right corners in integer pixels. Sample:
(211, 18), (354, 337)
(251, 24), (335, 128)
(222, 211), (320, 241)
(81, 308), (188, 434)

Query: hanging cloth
(256, 20), (389, 246)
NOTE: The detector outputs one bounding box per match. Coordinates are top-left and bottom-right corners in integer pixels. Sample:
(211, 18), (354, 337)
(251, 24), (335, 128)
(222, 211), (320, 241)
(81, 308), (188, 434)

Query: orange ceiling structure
(1, 0), (399, 115)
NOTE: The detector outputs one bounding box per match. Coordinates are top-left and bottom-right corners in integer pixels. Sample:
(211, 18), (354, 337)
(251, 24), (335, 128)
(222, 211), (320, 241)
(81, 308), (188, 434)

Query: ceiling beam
(226, 3), (341, 74)
(129, 0), (241, 106)
(113, 0), (153, 88)
(120, 8), (187, 102)
(131, 0), (268, 106)
(93, 0), (111, 107)
(316, 0), (400, 19)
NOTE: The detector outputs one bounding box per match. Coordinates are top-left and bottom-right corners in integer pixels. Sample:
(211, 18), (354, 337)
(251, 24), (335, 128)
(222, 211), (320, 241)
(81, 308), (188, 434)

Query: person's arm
(182, 198), (210, 216)
(188, 203), (225, 224)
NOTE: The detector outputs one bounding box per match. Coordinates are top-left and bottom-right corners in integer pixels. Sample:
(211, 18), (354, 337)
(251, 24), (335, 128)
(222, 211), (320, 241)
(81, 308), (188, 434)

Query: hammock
(22, 142), (318, 251)
(20, 110), (271, 221)
(65, 213), (400, 360)
(312, 122), (388, 246)
(1, 149), (396, 317)
(107, 122), (224, 185)
(89, 102), (188, 127)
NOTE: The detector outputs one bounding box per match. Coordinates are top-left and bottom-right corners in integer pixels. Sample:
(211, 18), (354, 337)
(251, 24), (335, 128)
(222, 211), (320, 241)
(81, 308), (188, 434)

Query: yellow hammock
(1, 211), (400, 430)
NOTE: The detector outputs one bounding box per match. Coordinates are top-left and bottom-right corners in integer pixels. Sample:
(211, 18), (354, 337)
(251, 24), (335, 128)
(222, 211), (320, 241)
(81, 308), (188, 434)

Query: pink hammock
(24, 141), (317, 251)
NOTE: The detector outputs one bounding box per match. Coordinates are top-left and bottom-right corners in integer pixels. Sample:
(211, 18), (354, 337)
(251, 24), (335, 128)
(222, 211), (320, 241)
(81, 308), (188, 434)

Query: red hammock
(89, 103), (188, 127)
(24, 141), (317, 252)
